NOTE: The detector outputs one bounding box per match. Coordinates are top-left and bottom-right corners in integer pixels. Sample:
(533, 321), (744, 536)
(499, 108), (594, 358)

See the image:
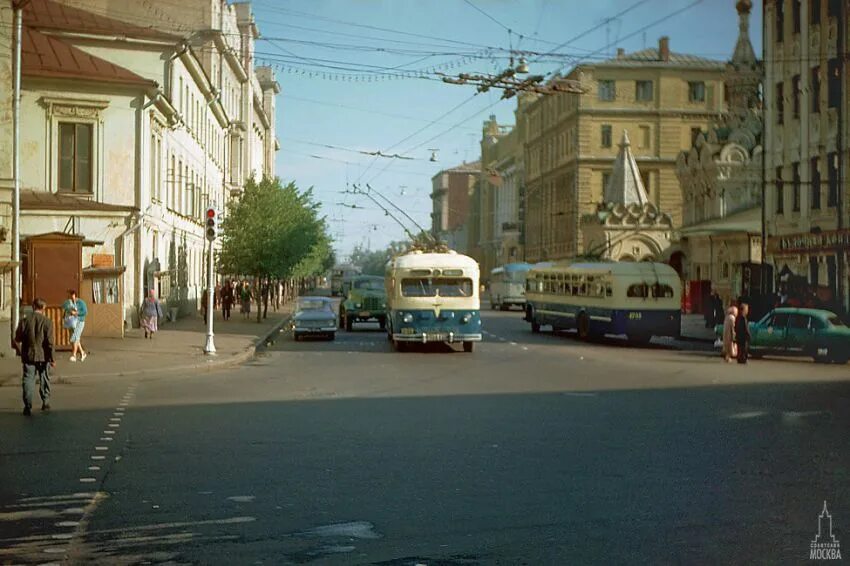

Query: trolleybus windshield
(401, 277), (473, 297)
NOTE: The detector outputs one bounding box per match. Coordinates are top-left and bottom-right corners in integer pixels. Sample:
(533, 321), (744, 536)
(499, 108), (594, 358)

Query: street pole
(203, 237), (216, 354)
(11, 2), (25, 336)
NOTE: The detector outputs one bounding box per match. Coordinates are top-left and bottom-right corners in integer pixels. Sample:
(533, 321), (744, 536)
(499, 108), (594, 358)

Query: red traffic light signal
(205, 207), (218, 241)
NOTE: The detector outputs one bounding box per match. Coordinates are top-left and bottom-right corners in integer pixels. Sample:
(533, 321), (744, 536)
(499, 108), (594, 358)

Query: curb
(0, 314), (293, 386)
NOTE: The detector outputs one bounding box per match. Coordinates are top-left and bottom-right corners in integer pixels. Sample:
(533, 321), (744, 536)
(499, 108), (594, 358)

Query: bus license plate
(425, 333), (448, 342)
(629, 312), (642, 320)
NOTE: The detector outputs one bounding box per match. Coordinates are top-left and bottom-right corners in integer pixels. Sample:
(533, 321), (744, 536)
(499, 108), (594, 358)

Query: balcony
(502, 221), (521, 234)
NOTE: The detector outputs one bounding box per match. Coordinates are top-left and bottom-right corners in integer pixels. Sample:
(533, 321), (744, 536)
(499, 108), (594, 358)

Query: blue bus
(524, 262), (681, 343)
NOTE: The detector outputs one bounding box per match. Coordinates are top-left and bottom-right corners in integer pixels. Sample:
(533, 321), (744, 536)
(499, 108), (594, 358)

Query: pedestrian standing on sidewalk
(62, 289), (87, 362)
(735, 303), (751, 364)
(140, 290), (163, 339)
(240, 281), (252, 319)
(13, 298), (55, 416)
(722, 305), (738, 363)
(221, 280), (233, 321)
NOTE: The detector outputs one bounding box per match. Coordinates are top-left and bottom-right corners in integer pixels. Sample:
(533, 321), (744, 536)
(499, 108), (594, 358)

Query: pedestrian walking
(735, 303), (751, 364)
(722, 305), (738, 363)
(261, 279), (270, 319)
(13, 298), (55, 415)
(140, 290), (163, 339)
(62, 289), (87, 362)
(240, 281), (252, 319)
(221, 280), (233, 321)
(214, 283), (221, 309)
(201, 288), (210, 325)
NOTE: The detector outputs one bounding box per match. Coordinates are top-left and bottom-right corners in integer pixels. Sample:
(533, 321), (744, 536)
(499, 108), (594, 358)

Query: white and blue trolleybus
(524, 261), (681, 343)
(385, 250), (482, 352)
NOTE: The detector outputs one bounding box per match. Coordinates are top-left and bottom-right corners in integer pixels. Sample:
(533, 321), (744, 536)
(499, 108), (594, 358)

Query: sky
(249, 0), (764, 260)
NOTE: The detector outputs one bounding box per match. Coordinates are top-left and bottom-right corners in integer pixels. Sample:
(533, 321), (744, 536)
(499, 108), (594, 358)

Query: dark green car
(340, 275), (387, 331)
(716, 307), (850, 363)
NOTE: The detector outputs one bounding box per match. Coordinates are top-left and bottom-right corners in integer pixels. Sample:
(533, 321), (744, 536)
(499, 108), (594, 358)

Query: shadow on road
(1, 380), (849, 564)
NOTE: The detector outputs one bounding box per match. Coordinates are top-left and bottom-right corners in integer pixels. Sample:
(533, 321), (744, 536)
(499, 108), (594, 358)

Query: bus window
(605, 284), (613, 297)
(627, 283), (649, 298)
(651, 283), (675, 298)
(401, 278), (473, 297)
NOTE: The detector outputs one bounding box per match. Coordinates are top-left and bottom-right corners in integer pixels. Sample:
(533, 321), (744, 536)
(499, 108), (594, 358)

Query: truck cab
(340, 275), (387, 331)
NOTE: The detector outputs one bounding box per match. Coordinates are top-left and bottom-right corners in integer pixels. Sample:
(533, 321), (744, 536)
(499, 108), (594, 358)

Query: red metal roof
(24, 0), (181, 42)
(22, 190), (137, 213)
(22, 27), (155, 87)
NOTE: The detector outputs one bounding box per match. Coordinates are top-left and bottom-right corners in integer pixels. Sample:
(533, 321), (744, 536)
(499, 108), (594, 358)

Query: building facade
(522, 37), (726, 263)
(675, 0), (765, 312)
(476, 99), (530, 277)
(764, 0), (849, 312)
(0, 2), (15, 351)
(10, 0), (278, 329)
(430, 161), (479, 253)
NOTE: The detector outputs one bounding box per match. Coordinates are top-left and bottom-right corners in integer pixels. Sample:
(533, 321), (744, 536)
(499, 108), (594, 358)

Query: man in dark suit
(735, 302), (751, 364)
(13, 298), (55, 415)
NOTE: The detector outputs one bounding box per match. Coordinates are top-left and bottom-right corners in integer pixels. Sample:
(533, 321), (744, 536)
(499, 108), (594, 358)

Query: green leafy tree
(219, 177), (332, 321)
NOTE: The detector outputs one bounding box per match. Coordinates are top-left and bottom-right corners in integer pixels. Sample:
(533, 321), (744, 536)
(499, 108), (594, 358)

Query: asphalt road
(1, 306), (849, 564)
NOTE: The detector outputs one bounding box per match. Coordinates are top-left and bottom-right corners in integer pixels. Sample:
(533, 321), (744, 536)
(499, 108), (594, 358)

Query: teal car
(716, 307), (850, 363)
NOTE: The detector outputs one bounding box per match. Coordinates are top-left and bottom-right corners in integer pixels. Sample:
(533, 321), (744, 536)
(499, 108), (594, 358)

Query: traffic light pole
(203, 236), (216, 354)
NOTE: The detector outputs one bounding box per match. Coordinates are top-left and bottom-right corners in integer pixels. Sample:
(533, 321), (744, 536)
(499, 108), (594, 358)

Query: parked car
(339, 275), (387, 331)
(292, 297), (337, 341)
(715, 307), (850, 363)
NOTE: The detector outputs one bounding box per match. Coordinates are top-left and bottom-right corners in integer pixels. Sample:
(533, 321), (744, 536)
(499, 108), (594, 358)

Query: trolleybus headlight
(461, 313), (472, 324)
(402, 313), (414, 323)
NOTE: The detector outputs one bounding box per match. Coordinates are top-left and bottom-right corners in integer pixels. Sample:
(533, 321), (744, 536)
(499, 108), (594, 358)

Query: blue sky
(250, 0), (763, 259)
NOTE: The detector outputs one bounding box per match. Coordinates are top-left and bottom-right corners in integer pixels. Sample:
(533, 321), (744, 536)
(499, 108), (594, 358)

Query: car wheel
(490, 300), (498, 311)
(328, 332), (336, 341)
(393, 339), (407, 352)
(830, 351), (849, 364)
(499, 303), (508, 311)
(462, 341), (474, 352)
(378, 317), (386, 331)
(577, 313), (590, 341)
(345, 315), (353, 332)
(531, 321), (541, 333)
(293, 333), (301, 342)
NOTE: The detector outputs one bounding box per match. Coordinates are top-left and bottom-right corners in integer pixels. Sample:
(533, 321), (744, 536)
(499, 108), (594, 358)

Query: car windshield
(353, 279), (384, 291)
(297, 299), (330, 311)
(828, 316), (846, 327)
(401, 277), (473, 297)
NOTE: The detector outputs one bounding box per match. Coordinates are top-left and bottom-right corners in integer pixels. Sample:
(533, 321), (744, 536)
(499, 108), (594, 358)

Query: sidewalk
(0, 303), (294, 387)
(680, 313), (717, 342)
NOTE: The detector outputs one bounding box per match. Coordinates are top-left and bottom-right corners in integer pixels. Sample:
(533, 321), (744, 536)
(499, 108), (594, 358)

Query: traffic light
(205, 207), (218, 241)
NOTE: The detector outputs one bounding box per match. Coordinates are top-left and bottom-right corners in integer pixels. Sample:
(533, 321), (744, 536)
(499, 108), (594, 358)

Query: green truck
(339, 275), (387, 331)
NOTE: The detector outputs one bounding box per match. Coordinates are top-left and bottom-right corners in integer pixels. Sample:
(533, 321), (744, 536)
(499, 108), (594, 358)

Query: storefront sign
(769, 229), (850, 254)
